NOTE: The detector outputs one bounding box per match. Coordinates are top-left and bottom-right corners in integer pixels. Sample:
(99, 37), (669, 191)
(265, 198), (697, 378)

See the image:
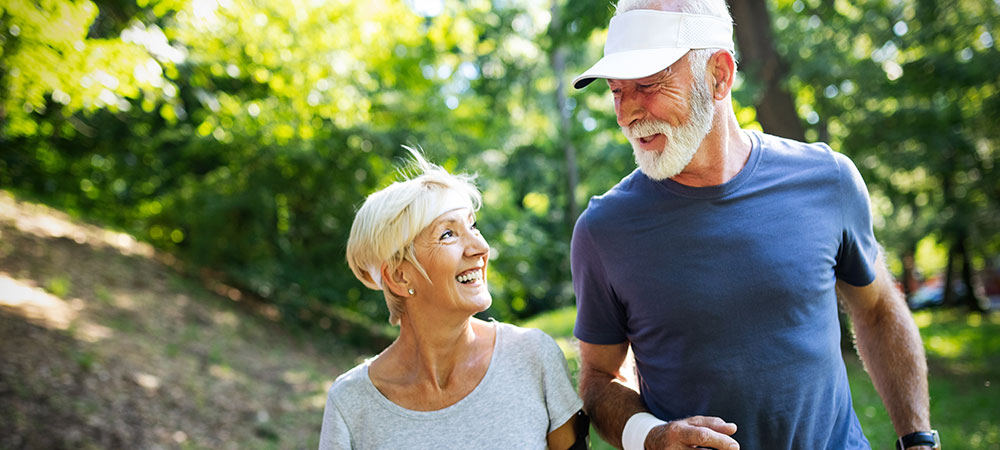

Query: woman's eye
(439, 229), (454, 240)
(471, 221), (478, 230)
(639, 83), (655, 90)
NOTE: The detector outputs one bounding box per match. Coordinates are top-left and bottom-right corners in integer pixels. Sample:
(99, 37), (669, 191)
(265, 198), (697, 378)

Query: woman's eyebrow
(429, 209), (474, 230)
(431, 217), (461, 229)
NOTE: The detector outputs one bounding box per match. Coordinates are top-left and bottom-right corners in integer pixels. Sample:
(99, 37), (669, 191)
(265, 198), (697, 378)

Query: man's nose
(615, 88), (644, 128)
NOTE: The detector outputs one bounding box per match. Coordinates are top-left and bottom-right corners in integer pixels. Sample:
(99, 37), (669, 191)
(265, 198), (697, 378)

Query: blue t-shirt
(572, 131), (878, 449)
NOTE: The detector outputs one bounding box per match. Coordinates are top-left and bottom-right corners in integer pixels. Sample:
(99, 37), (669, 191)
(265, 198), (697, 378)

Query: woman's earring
(407, 288), (415, 296)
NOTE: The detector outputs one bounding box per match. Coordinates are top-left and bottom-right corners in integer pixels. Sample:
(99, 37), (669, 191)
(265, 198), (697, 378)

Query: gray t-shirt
(318, 322), (583, 450)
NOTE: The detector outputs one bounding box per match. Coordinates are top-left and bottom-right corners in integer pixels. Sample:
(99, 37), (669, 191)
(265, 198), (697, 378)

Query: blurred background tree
(767, 0), (1000, 311)
(2, 0), (997, 335)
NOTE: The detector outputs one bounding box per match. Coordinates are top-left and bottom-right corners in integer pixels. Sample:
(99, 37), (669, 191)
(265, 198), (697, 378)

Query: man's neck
(670, 114), (751, 187)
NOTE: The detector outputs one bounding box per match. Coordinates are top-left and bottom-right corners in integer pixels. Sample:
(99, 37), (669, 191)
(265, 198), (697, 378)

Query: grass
(520, 307), (1000, 450)
(852, 309), (1000, 450)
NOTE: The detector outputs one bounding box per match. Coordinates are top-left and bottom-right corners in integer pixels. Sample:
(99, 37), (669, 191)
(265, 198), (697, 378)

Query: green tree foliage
(769, 0), (999, 305)
(2, 0), (996, 331)
(0, 0), (630, 326)
(0, 0), (168, 136)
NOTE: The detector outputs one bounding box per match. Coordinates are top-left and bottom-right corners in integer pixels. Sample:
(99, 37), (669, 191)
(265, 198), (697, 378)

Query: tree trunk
(550, 0), (580, 224)
(943, 243), (958, 306)
(901, 200), (921, 300)
(728, 0), (806, 141)
(901, 243), (917, 299)
(958, 234), (989, 312)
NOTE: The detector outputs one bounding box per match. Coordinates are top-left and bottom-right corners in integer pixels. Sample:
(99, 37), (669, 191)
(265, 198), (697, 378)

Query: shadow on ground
(0, 191), (360, 449)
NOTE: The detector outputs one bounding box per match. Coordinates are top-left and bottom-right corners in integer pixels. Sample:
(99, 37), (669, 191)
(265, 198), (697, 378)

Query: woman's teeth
(456, 269), (483, 284)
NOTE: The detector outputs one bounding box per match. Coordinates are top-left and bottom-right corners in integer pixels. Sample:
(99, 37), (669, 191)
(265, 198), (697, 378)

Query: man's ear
(708, 49), (737, 100)
(381, 262), (414, 298)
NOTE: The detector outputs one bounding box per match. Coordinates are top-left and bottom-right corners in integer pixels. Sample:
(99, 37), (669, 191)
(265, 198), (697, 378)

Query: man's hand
(644, 416), (740, 450)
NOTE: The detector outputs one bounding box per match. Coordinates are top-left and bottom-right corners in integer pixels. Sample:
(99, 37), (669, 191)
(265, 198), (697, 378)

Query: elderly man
(569, 1), (937, 450)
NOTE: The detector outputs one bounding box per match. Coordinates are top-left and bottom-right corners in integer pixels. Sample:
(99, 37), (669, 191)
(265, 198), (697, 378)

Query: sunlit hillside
(0, 191), (360, 449)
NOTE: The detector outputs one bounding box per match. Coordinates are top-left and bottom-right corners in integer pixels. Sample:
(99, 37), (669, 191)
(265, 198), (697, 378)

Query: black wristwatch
(895, 430), (940, 450)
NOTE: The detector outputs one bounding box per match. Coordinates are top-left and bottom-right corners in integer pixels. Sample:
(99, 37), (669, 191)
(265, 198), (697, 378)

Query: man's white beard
(622, 72), (715, 181)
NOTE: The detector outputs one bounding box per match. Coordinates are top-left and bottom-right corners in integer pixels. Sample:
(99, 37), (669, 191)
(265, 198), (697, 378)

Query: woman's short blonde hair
(345, 147), (482, 326)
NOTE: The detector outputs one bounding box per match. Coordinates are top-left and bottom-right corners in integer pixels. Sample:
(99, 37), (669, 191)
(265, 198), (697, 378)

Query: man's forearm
(848, 281), (931, 436)
(579, 367), (648, 449)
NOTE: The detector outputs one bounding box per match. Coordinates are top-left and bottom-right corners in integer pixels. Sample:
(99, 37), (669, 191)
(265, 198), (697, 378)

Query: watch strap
(896, 430), (940, 450)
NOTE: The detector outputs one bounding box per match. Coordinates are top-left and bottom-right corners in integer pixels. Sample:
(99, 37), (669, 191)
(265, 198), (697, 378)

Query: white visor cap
(572, 10), (735, 89)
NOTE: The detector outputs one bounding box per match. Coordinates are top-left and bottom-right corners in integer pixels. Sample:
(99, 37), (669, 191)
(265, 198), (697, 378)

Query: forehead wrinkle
(647, 67), (675, 82)
(610, 65), (682, 88)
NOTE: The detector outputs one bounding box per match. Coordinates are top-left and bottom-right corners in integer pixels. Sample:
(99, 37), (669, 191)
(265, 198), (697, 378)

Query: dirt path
(0, 191), (361, 449)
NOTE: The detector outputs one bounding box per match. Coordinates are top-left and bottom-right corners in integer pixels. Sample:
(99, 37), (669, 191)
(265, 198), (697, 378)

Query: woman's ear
(381, 263), (413, 298)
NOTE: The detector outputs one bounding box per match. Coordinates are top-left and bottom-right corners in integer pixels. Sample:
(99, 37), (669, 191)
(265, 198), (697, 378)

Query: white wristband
(622, 412), (667, 450)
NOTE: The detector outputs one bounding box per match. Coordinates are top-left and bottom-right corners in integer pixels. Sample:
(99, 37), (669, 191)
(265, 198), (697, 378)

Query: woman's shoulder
(327, 359), (373, 400)
(495, 321), (553, 345)
(494, 322), (564, 362)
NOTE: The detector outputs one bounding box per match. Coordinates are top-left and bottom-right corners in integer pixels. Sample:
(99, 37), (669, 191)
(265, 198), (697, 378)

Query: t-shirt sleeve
(536, 331), (584, 433)
(834, 152), (879, 286)
(318, 386), (352, 450)
(571, 212), (629, 344)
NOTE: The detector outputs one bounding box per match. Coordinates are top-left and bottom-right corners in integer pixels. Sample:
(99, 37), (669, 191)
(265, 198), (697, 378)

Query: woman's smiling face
(409, 207), (491, 316)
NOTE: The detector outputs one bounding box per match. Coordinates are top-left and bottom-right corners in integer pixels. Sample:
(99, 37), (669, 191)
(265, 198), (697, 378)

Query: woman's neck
(372, 313), (495, 399)
(393, 315), (483, 389)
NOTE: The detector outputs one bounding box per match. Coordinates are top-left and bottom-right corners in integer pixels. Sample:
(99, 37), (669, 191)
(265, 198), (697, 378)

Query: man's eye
(639, 83), (656, 90)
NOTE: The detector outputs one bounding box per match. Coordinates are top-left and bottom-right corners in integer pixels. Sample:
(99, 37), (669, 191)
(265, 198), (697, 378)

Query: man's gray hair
(615, 0), (732, 21)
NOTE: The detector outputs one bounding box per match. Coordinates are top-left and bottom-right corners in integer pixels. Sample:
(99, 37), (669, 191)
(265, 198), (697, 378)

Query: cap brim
(572, 47), (689, 89)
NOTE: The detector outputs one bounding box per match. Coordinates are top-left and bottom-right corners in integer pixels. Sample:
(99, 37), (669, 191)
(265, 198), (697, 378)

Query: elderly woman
(318, 149), (585, 450)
